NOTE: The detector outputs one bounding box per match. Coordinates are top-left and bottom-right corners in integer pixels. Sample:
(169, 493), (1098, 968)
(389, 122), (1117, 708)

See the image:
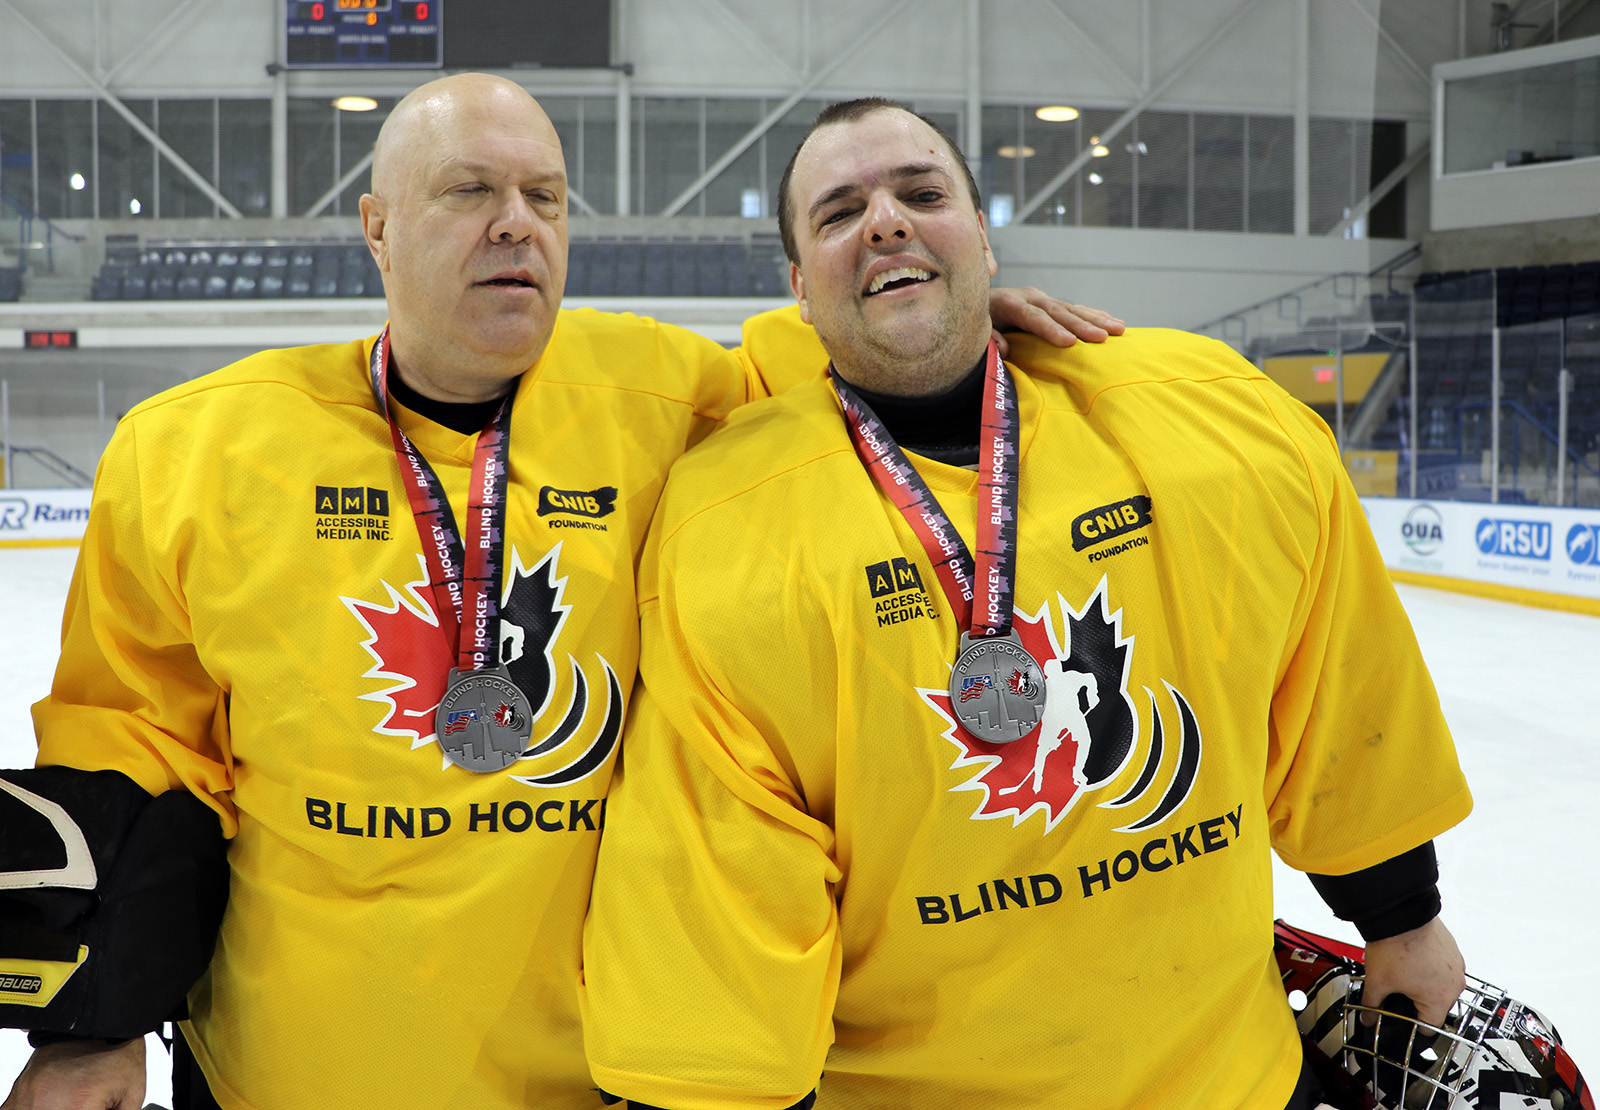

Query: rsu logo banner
(1475, 518), (1552, 560)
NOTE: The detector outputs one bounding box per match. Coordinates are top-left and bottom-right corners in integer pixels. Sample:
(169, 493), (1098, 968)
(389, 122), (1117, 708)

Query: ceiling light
(1091, 145), (1109, 158)
(1088, 172), (1104, 185)
(1035, 105), (1079, 122)
(997, 145), (1037, 159)
(69, 173), (85, 190)
(128, 198), (142, 214)
(333, 96), (379, 112)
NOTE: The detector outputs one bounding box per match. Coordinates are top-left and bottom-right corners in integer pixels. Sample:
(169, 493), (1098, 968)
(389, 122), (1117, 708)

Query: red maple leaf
(922, 602), (1089, 833)
(344, 559), (454, 747)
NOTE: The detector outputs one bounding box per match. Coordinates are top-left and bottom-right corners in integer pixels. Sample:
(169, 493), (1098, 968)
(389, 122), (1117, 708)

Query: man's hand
(1, 1039), (146, 1110)
(988, 286), (1126, 357)
(1360, 916), (1466, 1030)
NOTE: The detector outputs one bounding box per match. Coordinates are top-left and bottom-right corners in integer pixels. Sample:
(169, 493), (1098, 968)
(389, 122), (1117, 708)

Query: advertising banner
(1361, 497), (1600, 606)
(0, 489), (92, 545)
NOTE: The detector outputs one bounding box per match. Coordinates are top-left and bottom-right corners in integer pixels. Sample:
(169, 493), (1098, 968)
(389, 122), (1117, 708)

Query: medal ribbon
(368, 326), (513, 674)
(832, 339), (1020, 637)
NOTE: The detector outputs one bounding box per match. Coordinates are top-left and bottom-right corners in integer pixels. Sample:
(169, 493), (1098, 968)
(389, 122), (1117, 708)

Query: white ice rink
(2, 544), (1597, 1105)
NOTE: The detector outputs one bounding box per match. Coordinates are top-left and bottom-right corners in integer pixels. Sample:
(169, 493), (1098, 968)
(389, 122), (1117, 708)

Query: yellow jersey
(582, 324), (1472, 1110)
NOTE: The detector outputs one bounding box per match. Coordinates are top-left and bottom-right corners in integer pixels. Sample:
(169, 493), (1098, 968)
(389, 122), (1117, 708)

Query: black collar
(388, 361), (512, 435)
(834, 354), (987, 467)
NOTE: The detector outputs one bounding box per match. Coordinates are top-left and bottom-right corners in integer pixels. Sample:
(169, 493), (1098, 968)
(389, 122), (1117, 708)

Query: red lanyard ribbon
(367, 327), (513, 674)
(833, 339), (1020, 638)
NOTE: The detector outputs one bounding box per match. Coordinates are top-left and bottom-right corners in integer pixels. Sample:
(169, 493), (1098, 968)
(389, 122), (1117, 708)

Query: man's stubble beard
(827, 271), (992, 397)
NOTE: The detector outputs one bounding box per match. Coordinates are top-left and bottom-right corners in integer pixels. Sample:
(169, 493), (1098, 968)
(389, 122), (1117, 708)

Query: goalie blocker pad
(0, 767), (228, 1041)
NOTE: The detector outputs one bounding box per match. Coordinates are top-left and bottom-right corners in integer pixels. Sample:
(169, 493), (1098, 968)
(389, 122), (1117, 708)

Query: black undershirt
(833, 355), (988, 468)
(387, 360), (511, 434)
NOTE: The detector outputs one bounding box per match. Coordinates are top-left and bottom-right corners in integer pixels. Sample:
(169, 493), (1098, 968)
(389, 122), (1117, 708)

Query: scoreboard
(285, 0), (442, 69)
(284, 0), (611, 71)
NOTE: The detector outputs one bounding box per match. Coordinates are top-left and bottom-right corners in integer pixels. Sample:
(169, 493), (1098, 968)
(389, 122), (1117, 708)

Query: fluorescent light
(1035, 105), (1079, 122)
(333, 96), (379, 112)
(997, 145), (1036, 159)
(128, 198), (141, 214)
(1088, 172), (1103, 185)
(69, 173), (85, 190)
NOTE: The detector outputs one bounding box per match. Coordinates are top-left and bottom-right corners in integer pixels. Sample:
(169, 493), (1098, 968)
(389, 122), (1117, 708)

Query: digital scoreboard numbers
(285, 0), (441, 69)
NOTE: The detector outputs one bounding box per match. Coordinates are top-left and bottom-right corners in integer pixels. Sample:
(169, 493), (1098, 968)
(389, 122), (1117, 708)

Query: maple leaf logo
(343, 543), (622, 783)
(921, 577), (1201, 835)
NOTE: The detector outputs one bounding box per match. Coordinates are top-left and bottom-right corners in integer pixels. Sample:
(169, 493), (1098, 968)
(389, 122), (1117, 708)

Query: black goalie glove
(0, 767), (228, 1041)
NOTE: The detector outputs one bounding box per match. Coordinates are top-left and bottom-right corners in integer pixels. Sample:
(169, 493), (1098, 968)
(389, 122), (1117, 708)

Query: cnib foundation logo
(921, 578), (1202, 835)
(343, 542), (621, 786)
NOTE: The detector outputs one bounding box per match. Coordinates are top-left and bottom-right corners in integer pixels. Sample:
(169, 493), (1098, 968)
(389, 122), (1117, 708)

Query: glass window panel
(640, 97), (701, 216)
(1247, 114), (1293, 234)
(1309, 117), (1368, 235)
(580, 96), (616, 215)
(287, 99), (335, 217)
(1079, 108), (1132, 228)
(36, 100), (95, 220)
(764, 98), (828, 226)
(0, 100), (36, 217)
(982, 105), (1021, 226)
(219, 99), (272, 216)
(336, 98), (393, 216)
(1193, 113), (1244, 232)
(1137, 111), (1189, 230)
(702, 98), (764, 218)
(1020, 107), (1080, 226)
(157, 99), (217, 218)
(1443, 55), (1600, 174)
(98, 99), (154, 221)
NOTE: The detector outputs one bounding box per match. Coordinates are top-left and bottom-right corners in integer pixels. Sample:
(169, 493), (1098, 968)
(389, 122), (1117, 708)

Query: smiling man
(1, 77), (1118, 1110)
(580, 99), (1474, 1110)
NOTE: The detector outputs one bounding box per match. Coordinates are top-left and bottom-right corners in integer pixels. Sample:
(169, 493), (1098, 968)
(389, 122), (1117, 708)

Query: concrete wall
(988, 225), (1416, 330)
(1431, 158), (1600, 232)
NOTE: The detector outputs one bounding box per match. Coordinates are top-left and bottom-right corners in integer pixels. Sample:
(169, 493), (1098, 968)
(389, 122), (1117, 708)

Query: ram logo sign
(1475, 518), (1552, 560)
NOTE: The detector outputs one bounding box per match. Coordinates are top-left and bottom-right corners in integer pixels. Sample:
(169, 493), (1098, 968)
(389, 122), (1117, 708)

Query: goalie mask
(1274, 921), (1593, 1110)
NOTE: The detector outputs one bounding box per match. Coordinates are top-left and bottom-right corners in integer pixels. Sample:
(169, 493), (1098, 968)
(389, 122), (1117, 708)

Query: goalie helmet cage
(1273, 920), (1593, 1110)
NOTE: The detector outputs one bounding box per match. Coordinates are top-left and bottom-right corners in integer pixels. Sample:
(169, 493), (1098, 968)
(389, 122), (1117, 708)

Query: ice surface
(2, 546), (1596, 1102)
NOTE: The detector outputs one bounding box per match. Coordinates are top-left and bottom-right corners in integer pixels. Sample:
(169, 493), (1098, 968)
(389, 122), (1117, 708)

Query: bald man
(2, 75), (1118, 1110)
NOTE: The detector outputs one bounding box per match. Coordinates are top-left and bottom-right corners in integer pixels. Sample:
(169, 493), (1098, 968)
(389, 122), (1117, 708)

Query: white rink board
(1362, 496), (1600, 604)
(0, 490), (92, 544)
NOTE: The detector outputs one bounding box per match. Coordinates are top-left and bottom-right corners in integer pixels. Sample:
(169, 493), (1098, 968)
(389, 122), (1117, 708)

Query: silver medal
(949, 631), (1048, 744)
(435, 665), (535, 772)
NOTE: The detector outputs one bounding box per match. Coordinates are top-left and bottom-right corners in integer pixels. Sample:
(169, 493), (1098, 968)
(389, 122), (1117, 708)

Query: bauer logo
(1071, 495), (1152, 553)
(0, 973), (43, 995)
(1475, 518), (1551, 560)
(1567, 523), (1600, 566)
(1401, 503), (1444, 556)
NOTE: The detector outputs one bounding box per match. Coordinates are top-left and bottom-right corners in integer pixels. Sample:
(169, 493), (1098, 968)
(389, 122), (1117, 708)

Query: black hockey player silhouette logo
(345, 542), (622, 785)
(922, 577), (1202, 834)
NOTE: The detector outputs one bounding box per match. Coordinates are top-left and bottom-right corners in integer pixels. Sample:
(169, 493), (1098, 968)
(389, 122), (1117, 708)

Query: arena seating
(89, 234), (791, 302)
(92, 241), (383, 301)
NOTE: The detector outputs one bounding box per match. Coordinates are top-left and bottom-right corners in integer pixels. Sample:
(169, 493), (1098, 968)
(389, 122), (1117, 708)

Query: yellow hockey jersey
(581, 325), (1473, 1110)
(33, 308), (812, 1110)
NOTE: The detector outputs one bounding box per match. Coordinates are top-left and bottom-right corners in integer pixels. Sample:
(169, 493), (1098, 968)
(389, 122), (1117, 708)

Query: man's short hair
(776, 98), (983, 265)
